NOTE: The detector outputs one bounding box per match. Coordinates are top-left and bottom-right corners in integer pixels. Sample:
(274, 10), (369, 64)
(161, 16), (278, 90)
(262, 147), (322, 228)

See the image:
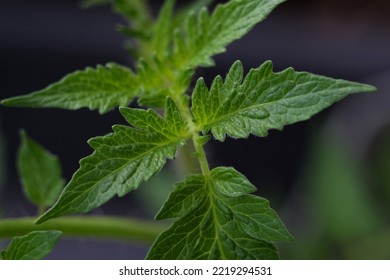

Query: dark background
(1, 0), (389, 259)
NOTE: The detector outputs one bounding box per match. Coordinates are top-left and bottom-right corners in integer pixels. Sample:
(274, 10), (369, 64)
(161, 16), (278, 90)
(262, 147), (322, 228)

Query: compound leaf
(1, 63), (138, 114)
(1, 231), (62, 260)
(36, 98), (188, 224)
(147, 167), (292, 260)
(18, 130), (64, 210)
(192, 60), (376, 141)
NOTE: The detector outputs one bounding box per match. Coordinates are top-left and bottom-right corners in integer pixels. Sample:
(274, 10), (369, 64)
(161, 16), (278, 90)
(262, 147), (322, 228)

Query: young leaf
(1, 231), (62, 260)
(192, 60), (376, 141)
(173, 0), (286, 68)
(1, 63), (138, 114)
(136, 0), (286, 106)
(36, 98), (188, 224)
(151, 0), (175, 59)
(18, 130), (64, 210)
(147, 167), (292, 260)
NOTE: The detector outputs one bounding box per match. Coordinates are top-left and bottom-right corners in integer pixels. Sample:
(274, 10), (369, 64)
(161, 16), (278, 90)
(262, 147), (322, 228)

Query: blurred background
(0, 0), (389, 259)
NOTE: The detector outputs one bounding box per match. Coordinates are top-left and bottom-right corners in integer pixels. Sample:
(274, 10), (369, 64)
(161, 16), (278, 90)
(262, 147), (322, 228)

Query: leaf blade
(17, 130), (64, 209)
(173, 0), (286, 69)
(192, 60), (377, 141)
(1, 231), (62, 260)
(1, 63), (138, 114)
(147, 167), (291, 260)
(151, 0), (175, 59)
(36, 98), (188, 224)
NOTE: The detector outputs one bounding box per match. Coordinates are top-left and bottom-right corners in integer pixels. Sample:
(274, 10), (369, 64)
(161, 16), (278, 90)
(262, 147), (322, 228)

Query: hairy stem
(0, 216), (166, 244)
(192, 133), (210, 175)
(171, 93), (211, 176)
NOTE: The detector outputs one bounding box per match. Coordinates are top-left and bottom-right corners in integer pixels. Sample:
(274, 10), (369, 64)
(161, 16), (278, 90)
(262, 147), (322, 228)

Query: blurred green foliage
(0, 122), (5, 191)
(280, 126), (390, 259)
(0, 119), (5, 249)
(0, 119), (5, 207)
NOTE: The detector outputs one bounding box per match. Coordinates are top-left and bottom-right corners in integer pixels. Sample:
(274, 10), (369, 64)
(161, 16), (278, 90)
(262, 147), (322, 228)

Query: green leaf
(18, 130), (64, 210)
(1, 231), (62, 260)
(151, 0), (175, 59)
(173, 0), (286, 68)
(36, 98), (188, 224)
(136, 0), (285, 107)
(147, 167), (292, 260)
(1, 63), (138, 114)
(192, 60), (377, 141)
(1, 1), (285, 112)
(137, 61), (194, 108)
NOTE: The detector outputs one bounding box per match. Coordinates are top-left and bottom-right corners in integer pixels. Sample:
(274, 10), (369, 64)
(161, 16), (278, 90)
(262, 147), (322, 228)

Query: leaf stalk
(0, 216), (166, 244)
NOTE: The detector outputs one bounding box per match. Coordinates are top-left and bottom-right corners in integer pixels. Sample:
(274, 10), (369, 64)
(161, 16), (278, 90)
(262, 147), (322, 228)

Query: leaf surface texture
(147, 167), (292, 259)
(192, 60), (376, 141)
(36, 98), (188, 223)
(1, 231), (61, 260)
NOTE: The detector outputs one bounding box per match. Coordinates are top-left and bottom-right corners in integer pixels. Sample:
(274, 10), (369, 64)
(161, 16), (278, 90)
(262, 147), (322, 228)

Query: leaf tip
(18, 128), (27, 138)
(231, 60), (243, 69)
(164, 96), (175, 106)
(118, 105), (127, 114)
(1, 97), (16, 107)
(341, 81), (377, 95)
(194, 77), (208, 91)
(363, 84), (377, 93)
(197, 76), (206, 83)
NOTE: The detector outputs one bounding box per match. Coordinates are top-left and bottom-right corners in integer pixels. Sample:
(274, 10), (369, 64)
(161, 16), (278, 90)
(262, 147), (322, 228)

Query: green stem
(171, 91), (211, 176)
(0, 216), (166, 244)
(193, 133), (210, 175)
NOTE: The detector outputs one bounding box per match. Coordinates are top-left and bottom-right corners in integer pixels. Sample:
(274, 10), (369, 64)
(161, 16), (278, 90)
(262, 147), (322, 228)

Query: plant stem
(0, 216), (166, 244)
(192, 134), (210, 175)
(171, 93), (211, 176)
